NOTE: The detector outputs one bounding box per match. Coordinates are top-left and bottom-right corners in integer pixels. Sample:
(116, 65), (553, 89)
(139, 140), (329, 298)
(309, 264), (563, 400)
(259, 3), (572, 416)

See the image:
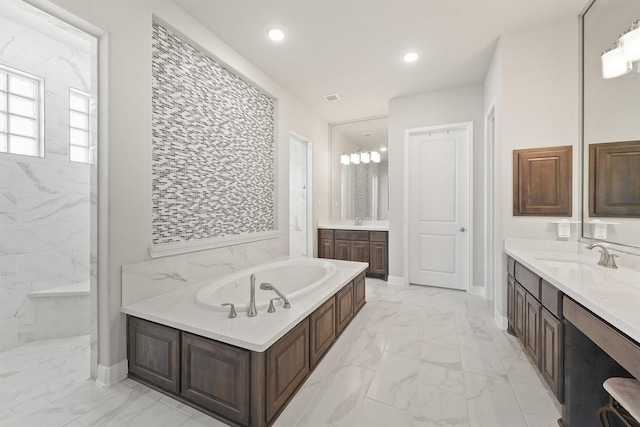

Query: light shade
(601, 42), (632, 79)
(371, 151), (381, 163)
(340, 154), (350, 165)
(350, 153), (360, 164)
(621, 21), (640, 63)
(360, 152), (370, 163)
(404, 52), (419, 63)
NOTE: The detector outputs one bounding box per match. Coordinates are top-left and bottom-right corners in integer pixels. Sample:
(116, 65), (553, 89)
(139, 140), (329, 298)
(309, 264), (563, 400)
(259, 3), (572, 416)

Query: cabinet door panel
(336, 281), (354, 335)
(318, 238), (334, 259)
(266, 319), (310, 422)
(335, 240), (350, 260)
(369, 242), (388, 275)
(127, 316), (180, 394)
(351, 240), (369, 263)
(181, 333), (250, 425)
(507, 275), (515, 330)
(525, 292), (541, 367)
(541, 308), (563, 401)
(514, 283), (526, 340)
(353, 273), (366, 313)
(310, 297), (336, 368)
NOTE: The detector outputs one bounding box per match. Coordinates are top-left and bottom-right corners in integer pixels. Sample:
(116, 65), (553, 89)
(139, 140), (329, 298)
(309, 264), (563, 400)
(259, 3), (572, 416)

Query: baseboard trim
(387, 275), (406, 286)
(470, 284), (486, 298)
(494, 309), (508, 330)
(96, 359), (128, 387)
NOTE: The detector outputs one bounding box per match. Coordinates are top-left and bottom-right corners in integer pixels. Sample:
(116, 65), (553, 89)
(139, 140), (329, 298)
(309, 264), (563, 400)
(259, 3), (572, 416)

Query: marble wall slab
(0, 14), (92, 347)
(122, 237), (288, 306)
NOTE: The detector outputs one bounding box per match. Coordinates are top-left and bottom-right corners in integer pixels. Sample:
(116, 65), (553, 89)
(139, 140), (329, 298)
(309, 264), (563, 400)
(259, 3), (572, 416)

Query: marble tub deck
(1, 279), (559, 427)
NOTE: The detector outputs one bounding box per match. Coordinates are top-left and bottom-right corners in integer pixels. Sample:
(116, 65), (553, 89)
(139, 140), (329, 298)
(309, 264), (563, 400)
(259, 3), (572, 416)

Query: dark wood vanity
(126, 272), (366, 427)
(507, 256), (640, 426)
(318, 228), (388, 280)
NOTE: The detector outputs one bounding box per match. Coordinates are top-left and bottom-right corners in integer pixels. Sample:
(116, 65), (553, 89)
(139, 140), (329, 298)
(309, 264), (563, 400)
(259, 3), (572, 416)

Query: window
(0, 65), (44, 157)
(69, 88), (94, 164)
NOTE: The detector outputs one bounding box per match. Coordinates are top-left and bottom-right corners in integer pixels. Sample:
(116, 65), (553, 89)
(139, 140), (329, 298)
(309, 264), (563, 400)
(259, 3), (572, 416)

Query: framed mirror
(329, 116), (389, 221)
(580, 0), (640, 249)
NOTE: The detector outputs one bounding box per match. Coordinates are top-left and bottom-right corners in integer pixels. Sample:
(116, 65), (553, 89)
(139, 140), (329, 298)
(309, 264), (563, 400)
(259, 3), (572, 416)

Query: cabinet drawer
(515, 262), (540, 300)
(318, 229), (334, 239)
(335, 230), (369, 241)
(507, 256), (515, 278)
(370, 231), (388, 242)
(541, 280), (562, 319)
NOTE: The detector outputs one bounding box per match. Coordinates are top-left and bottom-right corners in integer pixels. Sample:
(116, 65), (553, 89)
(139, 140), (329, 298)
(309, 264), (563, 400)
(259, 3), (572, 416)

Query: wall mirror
(581, 0), (640, 249)
(330, 116), (389, 220)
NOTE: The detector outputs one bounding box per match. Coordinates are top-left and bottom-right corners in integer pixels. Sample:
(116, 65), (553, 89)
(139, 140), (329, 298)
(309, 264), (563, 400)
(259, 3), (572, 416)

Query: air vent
(363, 132), (372, 137)
(323, 93), (340, 102)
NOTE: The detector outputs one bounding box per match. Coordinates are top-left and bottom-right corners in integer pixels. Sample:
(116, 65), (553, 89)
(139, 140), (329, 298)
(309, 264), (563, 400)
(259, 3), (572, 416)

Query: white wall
(50, 0), (329, 369)
(0, 13), (91, 346)
(388, 84), (485, 288)
(485, 17), (580, 319)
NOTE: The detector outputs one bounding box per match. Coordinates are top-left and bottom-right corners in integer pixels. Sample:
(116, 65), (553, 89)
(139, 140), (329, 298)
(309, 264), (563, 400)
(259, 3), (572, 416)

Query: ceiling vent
(323, 93), (340, 102)
(363, 132), (372, 137)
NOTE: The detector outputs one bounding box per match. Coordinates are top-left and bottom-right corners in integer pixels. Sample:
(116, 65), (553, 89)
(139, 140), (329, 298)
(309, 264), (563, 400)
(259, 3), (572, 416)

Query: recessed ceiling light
(380, 147), (387, 152)
(323, 93), (340, 102)
(403, 52), (419, 63)
(267, 27), (285, 42)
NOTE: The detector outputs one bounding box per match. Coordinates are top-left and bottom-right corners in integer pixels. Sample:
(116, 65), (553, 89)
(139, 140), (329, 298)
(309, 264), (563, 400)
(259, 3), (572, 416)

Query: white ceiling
(173, 0), (587, 123)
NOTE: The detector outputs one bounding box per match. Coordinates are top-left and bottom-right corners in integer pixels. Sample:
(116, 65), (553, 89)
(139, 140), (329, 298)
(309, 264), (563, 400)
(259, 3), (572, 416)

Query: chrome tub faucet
(248, 274), (258, 316)
(260, 283), (291, 308)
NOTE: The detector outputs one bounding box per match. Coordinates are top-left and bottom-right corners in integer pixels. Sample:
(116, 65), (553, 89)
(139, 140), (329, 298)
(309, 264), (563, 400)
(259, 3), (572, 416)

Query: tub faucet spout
(248, 274), (258, 317)
(260, 283), (291, 308)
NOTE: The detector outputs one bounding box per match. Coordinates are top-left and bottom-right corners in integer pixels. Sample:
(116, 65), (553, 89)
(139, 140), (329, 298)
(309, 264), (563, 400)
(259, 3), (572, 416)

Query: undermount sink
(538, 259), (586, 270)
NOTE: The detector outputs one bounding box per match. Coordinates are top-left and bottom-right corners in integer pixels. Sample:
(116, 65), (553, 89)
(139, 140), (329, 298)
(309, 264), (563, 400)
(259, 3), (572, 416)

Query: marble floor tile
(464, 371), (528, 427)
(0, 280), (561, 427)
(412, 383), (469, 427)
(366, 352), (420, 410)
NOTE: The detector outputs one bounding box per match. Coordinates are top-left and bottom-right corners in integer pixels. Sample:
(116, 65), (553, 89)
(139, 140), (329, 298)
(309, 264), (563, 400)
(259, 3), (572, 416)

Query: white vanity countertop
(317, 221), (389, 231)
(121, 259), (368, 352)
(505, 243), (640, 343)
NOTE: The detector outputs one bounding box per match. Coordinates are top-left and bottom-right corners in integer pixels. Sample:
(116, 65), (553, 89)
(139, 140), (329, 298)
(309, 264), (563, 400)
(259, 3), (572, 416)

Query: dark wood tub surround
(127, 271), (366, 427)
(507, 255), (640, 427)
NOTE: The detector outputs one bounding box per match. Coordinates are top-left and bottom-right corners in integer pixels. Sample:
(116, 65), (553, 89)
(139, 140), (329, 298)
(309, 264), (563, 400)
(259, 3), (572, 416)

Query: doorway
(0, 0), (102, 378)
(405, 122), (473, 291)
(485, 104), (496, 302)
(289, 134), (312, 257)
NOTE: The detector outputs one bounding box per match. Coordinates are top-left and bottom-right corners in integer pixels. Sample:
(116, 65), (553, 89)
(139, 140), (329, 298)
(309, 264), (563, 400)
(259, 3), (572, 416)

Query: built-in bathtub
(195, 258), (337, 312)
(28, 282), (90, 340)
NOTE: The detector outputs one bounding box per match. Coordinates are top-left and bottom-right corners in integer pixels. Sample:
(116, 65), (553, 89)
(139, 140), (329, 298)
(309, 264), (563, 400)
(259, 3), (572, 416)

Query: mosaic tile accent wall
(151, 22), (276, 245)
(354, 163), (370, 218)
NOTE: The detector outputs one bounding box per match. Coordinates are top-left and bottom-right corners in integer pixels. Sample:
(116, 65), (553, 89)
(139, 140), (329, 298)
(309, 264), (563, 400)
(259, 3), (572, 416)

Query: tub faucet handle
(221, 303), (237, 318)
(268, 298), (281, 313)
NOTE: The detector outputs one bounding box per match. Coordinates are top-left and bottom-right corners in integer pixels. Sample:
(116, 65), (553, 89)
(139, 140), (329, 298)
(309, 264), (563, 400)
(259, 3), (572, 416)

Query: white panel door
(408, 126), (470, 290)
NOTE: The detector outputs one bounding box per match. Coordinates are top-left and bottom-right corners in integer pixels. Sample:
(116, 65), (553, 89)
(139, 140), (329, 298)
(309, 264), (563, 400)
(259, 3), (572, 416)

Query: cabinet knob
(460, 227), (466, 232)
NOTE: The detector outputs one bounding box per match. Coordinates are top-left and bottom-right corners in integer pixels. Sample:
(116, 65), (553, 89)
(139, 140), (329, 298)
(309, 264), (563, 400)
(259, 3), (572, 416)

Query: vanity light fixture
(380, 147), (387, 152)
(340, 151), (381, 165)
(621, 20), (640, 63)
(267, 27), (285, 42)
(601, 19), (640, 79)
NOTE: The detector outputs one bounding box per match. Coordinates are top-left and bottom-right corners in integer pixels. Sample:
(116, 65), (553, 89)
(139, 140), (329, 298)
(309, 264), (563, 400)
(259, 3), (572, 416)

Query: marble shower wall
(0, 15), (92, 346)
(289, 137), (308, 258)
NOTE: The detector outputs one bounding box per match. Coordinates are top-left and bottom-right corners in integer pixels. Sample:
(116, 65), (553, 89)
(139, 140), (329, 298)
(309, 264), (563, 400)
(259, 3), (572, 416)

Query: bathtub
(195, 258), (338, 312)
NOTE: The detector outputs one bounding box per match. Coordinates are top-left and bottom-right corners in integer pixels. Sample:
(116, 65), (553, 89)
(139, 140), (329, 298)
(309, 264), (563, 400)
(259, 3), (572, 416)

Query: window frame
(68, 87), (94, 164)
(0, 64), (45, 158)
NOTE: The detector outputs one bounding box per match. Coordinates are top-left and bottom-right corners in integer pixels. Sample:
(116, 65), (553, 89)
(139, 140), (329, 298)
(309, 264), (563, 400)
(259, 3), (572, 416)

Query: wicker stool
(597, 378), (640, 427)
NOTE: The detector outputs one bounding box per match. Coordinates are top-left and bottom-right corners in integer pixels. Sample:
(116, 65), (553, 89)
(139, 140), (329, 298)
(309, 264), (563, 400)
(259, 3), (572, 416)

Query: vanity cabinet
(318, 228), (388, 280)
(507, 257), (563, 401)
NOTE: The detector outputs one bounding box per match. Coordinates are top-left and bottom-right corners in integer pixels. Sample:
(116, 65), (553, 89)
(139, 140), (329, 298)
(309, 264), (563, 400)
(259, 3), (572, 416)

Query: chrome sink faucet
(248, 274), (258, 317)
(586, 243), (618, 268)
